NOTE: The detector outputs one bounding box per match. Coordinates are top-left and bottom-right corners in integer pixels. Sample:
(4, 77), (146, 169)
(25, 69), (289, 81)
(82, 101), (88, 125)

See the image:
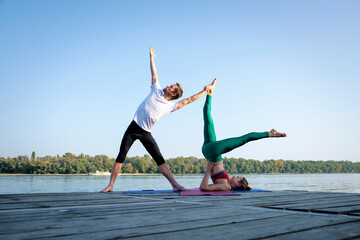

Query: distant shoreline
(0, 173), (162, 176)
(1, 173), (359, 176)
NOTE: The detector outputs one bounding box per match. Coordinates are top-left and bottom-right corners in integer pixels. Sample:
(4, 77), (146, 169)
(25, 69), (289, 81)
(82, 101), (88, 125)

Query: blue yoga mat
(123, 189), (271, 194)
(123, 190), (180, 194)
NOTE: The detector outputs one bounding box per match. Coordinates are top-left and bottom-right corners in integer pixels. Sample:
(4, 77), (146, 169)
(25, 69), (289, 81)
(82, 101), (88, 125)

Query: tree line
(1, 152), (359, 174)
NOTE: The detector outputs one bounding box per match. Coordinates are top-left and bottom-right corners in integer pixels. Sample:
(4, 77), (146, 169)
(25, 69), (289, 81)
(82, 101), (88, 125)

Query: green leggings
(202, 95), (269, 162)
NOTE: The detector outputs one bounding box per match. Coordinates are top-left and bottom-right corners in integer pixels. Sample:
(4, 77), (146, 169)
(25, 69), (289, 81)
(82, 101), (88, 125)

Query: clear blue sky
(1, 0), (359, 162)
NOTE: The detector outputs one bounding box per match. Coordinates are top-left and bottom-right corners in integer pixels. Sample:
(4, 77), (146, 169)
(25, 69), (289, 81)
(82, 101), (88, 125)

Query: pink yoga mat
(180, 188), (239, 196)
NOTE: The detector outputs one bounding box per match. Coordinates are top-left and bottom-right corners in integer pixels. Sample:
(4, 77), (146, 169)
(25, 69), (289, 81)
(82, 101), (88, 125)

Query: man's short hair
(172, 83), (183, 100)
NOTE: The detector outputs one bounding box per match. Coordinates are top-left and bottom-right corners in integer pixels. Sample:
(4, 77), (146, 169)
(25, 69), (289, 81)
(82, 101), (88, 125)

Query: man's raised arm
(150, 47), (158, 85)
(176, 83), (211, 110)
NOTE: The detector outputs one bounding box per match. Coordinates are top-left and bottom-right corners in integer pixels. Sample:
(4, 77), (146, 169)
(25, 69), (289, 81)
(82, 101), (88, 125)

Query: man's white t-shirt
(133, 81), (178, 132)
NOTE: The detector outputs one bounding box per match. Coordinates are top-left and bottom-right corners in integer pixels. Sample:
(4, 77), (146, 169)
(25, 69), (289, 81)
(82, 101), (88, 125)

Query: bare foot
(100, 185), (114, 193)
(206, 78), (217, 95)
(173, 185), (188, 191)
(211, 78), (217, 87)
(269, 129), (287, 137)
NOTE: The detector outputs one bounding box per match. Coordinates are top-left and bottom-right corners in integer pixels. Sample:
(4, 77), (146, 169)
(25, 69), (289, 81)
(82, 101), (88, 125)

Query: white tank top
(133, 81), (178, 132)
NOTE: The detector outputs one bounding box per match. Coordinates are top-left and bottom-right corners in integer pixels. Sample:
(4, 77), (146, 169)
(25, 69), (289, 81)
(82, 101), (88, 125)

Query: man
(101, 47), (211, 192)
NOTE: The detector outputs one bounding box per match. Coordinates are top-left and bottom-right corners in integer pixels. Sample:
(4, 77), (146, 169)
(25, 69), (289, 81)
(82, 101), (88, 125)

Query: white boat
(88, 170), (111, 176)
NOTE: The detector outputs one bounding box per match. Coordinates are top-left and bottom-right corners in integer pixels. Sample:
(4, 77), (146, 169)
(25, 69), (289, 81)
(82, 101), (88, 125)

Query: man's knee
(155, 158), (165, 166)
(115, 154), (126, 163)
(157, 163), (166, 168)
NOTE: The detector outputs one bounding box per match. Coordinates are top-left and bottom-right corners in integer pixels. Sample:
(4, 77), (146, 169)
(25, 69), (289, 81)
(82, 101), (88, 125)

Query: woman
(200, 79), (286, 191)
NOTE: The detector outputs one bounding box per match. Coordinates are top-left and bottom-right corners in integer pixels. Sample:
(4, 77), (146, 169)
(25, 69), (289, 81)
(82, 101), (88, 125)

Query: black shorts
(115, 121), (165, 166)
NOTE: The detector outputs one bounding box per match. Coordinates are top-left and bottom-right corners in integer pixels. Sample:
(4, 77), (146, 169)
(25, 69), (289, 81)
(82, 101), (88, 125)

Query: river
(1, 173), (359, 194)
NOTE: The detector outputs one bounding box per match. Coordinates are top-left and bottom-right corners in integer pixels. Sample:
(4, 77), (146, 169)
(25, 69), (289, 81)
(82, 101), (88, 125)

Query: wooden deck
(1, 190), (360, 239)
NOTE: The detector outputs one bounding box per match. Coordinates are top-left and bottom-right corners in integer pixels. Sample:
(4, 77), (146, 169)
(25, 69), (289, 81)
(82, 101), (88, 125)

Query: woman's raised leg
(205, 129), (286, 157)
(203, 78), (217, 144)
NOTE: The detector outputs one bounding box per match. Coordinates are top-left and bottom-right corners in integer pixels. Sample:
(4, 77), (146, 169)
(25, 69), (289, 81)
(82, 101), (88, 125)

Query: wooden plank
(0, 193), (143, 204)
(264, 221), (360, 240)
(0, 201), (205, 224)
(0, 197), (157, 211)
(0, 206), (292, 239)
(263, 197), (360, 209)
(133, 191), (356, 208)
(238, 192), (358, 206)
(314, 205), (360, 214)
(32, 211), (356, 240)
(265, 200), (360, 212)
(142, 191), (309, 203)
(266, 201), (360, 215)
(0, 192), (128, 203)
(349, 211), (360, 216)
(0, 198), (198, 214)
(126, 216), (359, 240)
(184, 192), (358, 207)
(178, 190), (308, 201)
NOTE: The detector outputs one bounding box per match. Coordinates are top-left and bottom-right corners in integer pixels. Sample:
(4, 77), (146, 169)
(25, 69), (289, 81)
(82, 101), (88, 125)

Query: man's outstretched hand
(150, 46), (157, 58)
